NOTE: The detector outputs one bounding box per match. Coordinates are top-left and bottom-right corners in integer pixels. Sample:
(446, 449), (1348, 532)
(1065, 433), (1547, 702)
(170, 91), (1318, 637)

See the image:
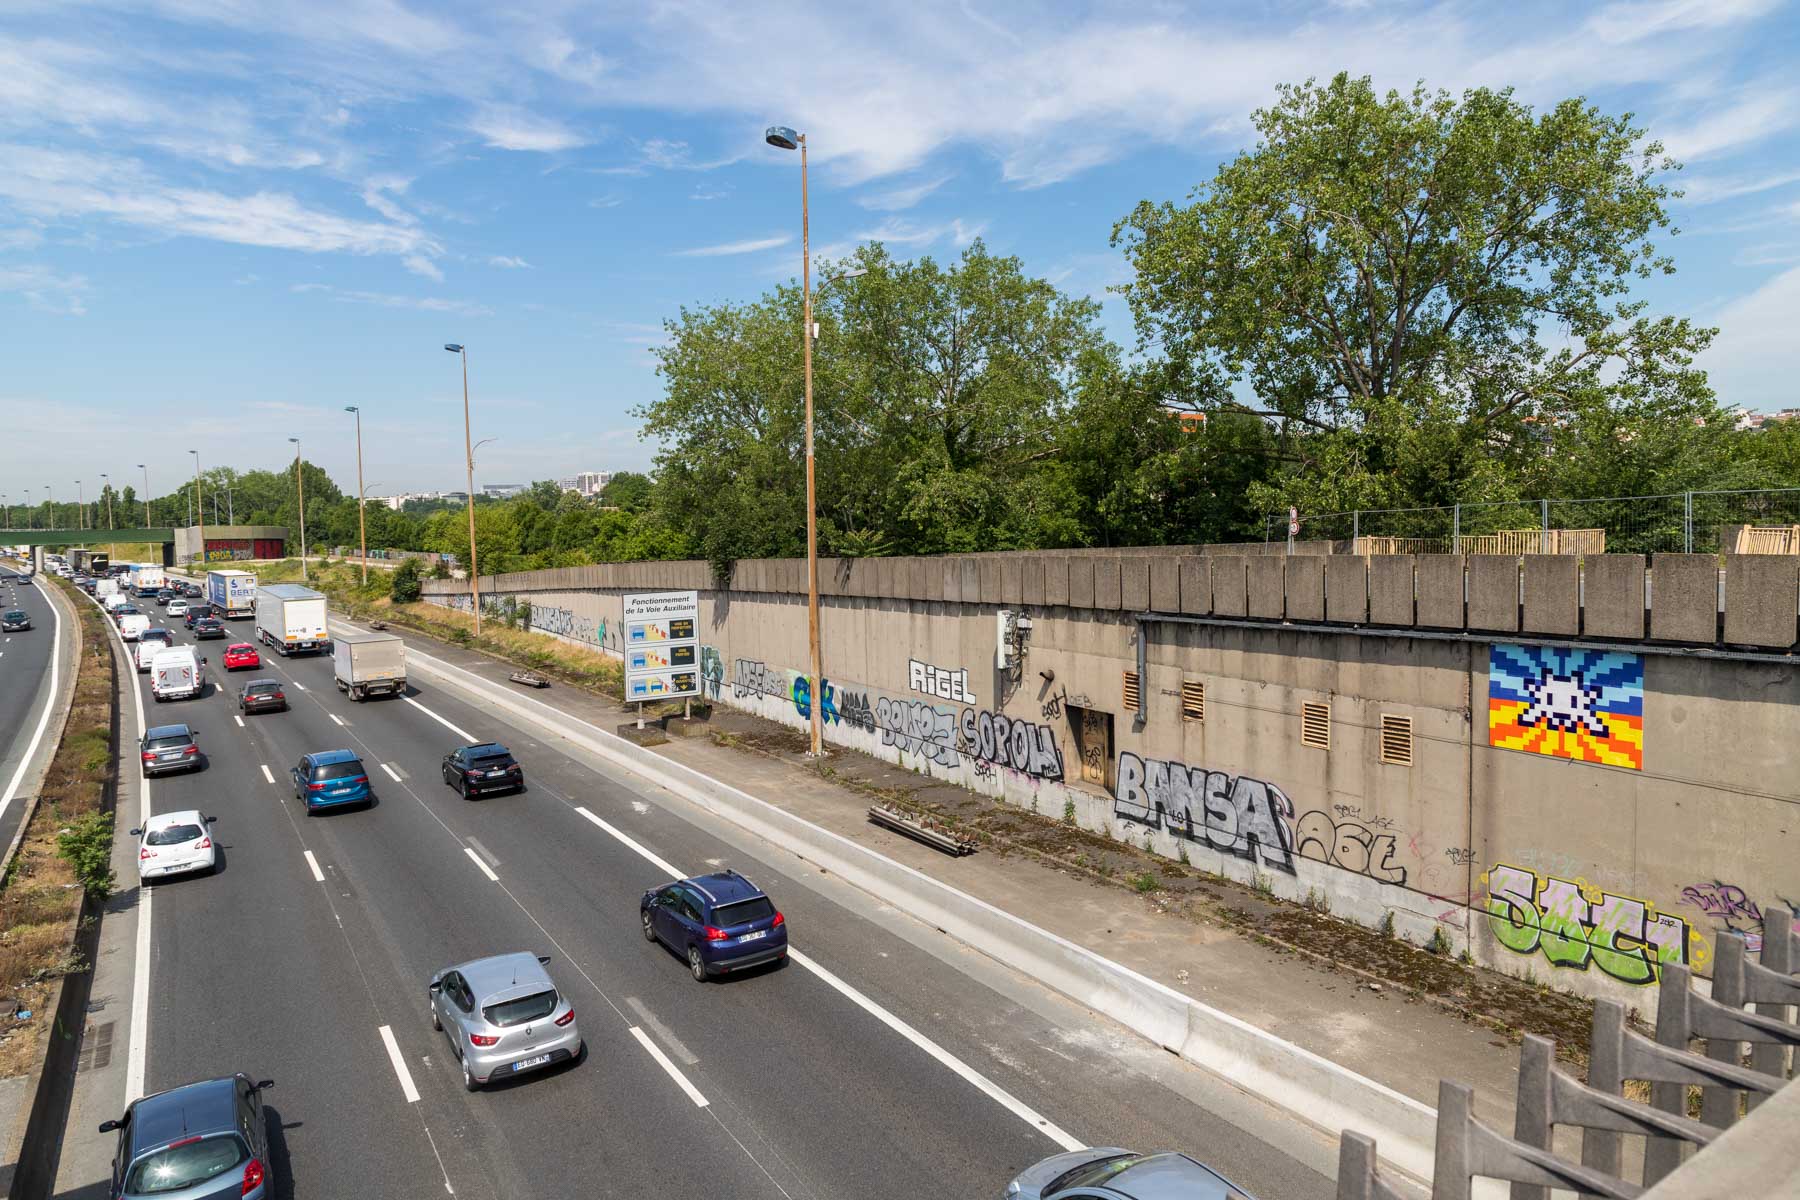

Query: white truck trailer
(332, 630), (407, 700)
(254, 584), (328, 655)
(151, 645), (205, 701)
(207, 569), (257, 619)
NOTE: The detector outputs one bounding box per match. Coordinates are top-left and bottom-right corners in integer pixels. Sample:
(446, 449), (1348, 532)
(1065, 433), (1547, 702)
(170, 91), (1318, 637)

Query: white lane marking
(122, 600), (152, 1108)
(630, 1026), (709, 1108)
(260, 764), (275, 785)
(378, 1025), (422, 1104)
(463, 846), (499, 882)
(625, 997), (699, 1065)
(0, 576), (64, 827)
(580, 801), (1082, 1151)
(464, 837), (499, 870)
(234, 714), (245, 727)
(303, 850), (325, 882)
(381, 762), (403, 782)
(405, 696), (475, 743)
(329, 712), (345, 726)
(293, 681), (306, 691)
(573, 806), (682, 878)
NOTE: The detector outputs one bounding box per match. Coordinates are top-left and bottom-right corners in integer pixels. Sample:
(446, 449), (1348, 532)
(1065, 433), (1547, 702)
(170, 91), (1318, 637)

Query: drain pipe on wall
(1135, 616), (1149, 726)
(1464, 640), (1477, 951)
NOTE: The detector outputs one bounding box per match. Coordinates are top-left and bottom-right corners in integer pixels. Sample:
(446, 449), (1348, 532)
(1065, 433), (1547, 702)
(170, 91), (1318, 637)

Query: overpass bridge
(1, 525), (286, 566)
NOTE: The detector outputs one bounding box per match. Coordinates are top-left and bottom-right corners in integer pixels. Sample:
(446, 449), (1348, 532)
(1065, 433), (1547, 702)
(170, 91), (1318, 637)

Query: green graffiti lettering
(1482, 864), (1688, 987)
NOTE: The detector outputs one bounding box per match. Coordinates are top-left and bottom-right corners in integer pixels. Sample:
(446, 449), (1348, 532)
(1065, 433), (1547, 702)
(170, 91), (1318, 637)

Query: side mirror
(128, 828), (142, 837)
(252, 1079), (275, 1092)
(427, 980), (442, 993)
(204, 814), (217, 823)
(536, 955), (552, 966)
(98, 1118), (122, 1133)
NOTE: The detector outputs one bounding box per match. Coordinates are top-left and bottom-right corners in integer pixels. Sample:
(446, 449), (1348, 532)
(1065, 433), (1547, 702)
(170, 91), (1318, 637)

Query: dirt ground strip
(0, 581), (116, 1080)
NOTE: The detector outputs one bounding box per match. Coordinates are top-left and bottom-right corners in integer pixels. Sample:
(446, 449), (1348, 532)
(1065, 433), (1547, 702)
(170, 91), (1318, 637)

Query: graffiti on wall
(1488, 645), (1643, 770)
(1295, 810), (1408, 885)
(875, 697), (961, 768)
(957, 708), (1063, 780)
(909, 659), (977, 704)
(733, 658), (779, 700)
(529, 602), (599, 646)
(1680, 881), (1794, 955)
(1485, 864), (1690, 985)
(1113, 753), (1297, 874)
(699, 646), (724, 701)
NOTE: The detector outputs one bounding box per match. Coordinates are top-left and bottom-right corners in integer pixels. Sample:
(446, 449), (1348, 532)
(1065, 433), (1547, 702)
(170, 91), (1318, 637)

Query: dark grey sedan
(140, 724), (203, 776)
(1004, 1149), (1255, 1200)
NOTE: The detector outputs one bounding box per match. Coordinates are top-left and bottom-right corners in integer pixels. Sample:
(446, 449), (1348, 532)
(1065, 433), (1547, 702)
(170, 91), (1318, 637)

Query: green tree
(389, 557), (424, 603)
(598, 472), (653, 512)
(1113, 73), (1719, 517)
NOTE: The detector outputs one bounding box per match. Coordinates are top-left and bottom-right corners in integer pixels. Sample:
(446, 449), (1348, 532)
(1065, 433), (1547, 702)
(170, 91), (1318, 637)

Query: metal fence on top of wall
(1263, 488), (1800, 557)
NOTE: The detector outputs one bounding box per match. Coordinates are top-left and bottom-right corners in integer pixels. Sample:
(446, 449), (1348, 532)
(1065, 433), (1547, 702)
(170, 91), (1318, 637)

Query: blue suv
(640, 870), (788, 981)
(290, 749), (372, 814)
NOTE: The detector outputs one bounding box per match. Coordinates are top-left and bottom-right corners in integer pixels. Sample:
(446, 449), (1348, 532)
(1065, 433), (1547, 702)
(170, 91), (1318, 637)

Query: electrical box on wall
(997, 609), (1018, 668)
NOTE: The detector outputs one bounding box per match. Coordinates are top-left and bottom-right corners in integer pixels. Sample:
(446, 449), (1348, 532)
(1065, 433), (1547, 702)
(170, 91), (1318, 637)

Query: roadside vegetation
(0, 577), (116, 1078)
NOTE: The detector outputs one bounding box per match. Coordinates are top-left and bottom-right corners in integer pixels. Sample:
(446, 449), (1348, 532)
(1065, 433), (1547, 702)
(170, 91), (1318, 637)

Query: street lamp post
(138, 464), (151, 527)
(101, 474), (114, 530)
(346, 406), (368, 584)
(444, 344), (482, 636)
(765, 123), (826, 756)
(46, 485), (55, 531)
(76, 480), (85, 530)
(289, 439), (307, 580)
(190, 450), (205, 567)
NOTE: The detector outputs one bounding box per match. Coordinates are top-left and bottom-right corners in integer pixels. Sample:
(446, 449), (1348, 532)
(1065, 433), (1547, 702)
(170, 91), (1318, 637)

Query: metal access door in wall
(1068, 705), (1113, 789)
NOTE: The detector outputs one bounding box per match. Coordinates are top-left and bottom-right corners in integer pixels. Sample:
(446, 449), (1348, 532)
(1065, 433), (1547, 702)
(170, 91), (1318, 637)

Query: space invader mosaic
(1487, 645), (1644, 770)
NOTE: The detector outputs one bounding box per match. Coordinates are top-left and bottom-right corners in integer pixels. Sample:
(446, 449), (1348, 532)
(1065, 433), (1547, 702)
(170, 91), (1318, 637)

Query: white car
(133, 810), (218, 881)
(167, 599), (189, 618)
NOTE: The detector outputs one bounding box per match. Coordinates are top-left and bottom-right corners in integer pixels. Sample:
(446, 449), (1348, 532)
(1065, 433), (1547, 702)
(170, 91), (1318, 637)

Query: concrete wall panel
(1467, 555), (1520, 633)
(1179, 556), (1210, 615)
(942, 558), (963, 603)
(1067, 557), (1095, 609)
(1094, 558), (1123, 610)
(1415, 555), (1465, 629)
(1286, 556), (1325, 622)
(874, 557), (897, 599)
(959, 557), (981, 605)
(1044, 556), (1069, 608)
(1724, 555), (1798, 648)
(1150, 558), (1179, 613)
(1522, 556), (1579, 636)
(1581, 555), (1644, 640)
(1212, 556), (1248, 617)
(1023, 556), (1047, 606)
(1325, 555), (1368, 623)
(1001, 556), (1025, 605)
(977, 558), (1002, 605)
(1247, 556), (1284, 619)
(1368, 556), (1414, 625)
(1650, 554), (1718, 644)
(1121, 557), (1151, 612)
(923, 556), (945, 602)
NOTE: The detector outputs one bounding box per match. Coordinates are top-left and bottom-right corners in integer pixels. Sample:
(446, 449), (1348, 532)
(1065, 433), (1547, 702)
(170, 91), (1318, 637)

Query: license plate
(488, 770), (508, 777)
(739, 930), (767, 942)
(513, 1054), (552, 1072)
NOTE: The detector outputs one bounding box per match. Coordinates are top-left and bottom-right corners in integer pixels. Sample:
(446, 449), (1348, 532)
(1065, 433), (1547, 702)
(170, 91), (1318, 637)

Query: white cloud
(675, 234), (793, 257)
(1702, 264), (1800, 406)
(403, 253), (444, 281)
(0, 263), (89, 314)
(1658, 87), (1800, 162)
(488, 255), (531, 268)
(291, 282), (490, 316)
(857, 175), (952, 212)
(1588, 0), (1780, 44)
(1677, 169), (1800, 205)
(588, 193), (625, 208)
(467, 106), (586, 152)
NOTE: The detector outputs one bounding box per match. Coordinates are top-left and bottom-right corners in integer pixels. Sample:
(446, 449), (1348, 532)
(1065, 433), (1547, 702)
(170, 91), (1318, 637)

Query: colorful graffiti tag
(1485, 864), (1690, 985)
(1113, 753), (1298, 874)
(1487, 645), (1643, 770)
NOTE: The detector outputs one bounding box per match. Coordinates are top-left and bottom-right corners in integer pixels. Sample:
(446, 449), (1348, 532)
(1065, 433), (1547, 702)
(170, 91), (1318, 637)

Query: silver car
(1004, 1149), (1256, 1200)
(429, 952), (581, 1091)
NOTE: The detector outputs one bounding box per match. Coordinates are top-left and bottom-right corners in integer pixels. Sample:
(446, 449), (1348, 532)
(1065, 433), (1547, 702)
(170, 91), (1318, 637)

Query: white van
(151, 646), (205, 702)
(119, 613), (150, 642)
(135, 633), (174, 672)
(103, 592), (128, 615)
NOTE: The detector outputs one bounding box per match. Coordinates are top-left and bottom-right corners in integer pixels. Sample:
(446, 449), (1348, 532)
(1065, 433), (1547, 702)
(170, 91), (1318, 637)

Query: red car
(222, 642), (261, 671)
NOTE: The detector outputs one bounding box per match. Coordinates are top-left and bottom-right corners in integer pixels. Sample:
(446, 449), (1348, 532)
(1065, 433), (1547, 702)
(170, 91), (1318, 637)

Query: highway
(0, 566), (64, 864)
(74, 589), (1337, 1200)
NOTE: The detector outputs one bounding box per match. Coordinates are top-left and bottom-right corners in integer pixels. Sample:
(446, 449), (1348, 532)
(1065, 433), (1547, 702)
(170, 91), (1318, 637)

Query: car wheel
(688, 945), (708, 982)
(641, 910), (657, 942)
(431, 1006), (442, 1032)
(462, 1054), (480, 1093)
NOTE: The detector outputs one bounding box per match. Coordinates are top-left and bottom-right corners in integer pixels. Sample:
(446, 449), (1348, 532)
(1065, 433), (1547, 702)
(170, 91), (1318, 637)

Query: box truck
(130, 566), (166, 597)
(207, 569), (257, 619)
(151, 645), (205, 701)
(255, 584), (328, 655)
(332, 630), (407, 700)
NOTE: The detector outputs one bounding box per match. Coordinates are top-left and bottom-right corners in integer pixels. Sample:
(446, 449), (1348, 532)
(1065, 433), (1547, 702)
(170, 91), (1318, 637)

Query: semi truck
(332, 630), (407, 700)
(129, 566), (166, 597)
(254, 584), (328, 655)
(206, 569), (257, 619)
(151, 645), (205, 701)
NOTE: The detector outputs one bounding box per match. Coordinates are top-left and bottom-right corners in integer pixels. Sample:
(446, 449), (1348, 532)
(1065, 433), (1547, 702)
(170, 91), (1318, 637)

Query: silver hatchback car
(429, 952), (582, 1091)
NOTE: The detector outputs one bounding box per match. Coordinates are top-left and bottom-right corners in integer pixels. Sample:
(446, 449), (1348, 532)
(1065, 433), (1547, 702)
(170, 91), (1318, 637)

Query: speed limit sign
(1288, 506), (1299, 536)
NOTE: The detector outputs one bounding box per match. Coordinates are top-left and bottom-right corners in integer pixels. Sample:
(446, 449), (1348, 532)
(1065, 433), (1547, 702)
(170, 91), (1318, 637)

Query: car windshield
(124, 1133), (247, 1194)
(470, 754), (514, 770)
(1048, 1153), (1143, 1193)
(3, 612), (22, 621)
(146, 823), (204, 846)
(712, 897), (775, 927)
(484, 989), (557, 1027)
(248, 683), (279, 695)
(145, 735), (191, 751)
(314, 762), (365, 781)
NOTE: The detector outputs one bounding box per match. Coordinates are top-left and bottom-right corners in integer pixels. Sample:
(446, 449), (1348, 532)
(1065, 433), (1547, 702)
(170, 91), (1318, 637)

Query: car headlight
(1005, 1183), (1022, 1198)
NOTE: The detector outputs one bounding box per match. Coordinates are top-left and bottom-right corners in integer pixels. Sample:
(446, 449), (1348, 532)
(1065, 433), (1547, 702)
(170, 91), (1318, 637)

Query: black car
(139, 724), (202, 776)
(441, 742), (524, 797)
(239, 679), (288, 715)
(153, 588), (175, 606)
(193, 616), (226, 639)
(184, 604), (218, 629)
(99, 1074), (273, 1199)
(1, 609), (29, 632)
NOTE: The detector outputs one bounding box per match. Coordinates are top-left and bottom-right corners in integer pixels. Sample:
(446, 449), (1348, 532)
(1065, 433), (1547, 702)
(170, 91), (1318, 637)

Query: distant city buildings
(559, 471), (613, 497)
(1733, 407), (1800, 432)
(481, 483), (528, 499)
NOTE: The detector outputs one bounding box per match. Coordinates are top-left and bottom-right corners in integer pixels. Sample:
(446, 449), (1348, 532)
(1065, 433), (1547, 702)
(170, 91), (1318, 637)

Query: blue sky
(3, 0), (1798, 499)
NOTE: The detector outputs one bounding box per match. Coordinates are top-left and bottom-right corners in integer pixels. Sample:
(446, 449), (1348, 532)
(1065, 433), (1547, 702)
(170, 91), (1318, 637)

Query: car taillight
(308, 782), (325, 791)
(241, 1157), (264, 1195)
(141, 751), (154, 762)
(465, 769), (481, 778)
(470, 1033), (499, 1047)
(183, 746), (198, 755)
(555, 1008), (575, 1027)
(196, 838), (210, 850)
(704, 925), (729, 941)
(772, 911), (785, 928)
(140, 847), (155, 859)
(273, 692), (284, 700)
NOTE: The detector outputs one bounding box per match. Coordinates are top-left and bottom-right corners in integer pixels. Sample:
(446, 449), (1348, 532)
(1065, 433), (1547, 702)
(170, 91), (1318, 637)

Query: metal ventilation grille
(1181, 679), (1205, 722)
(1301, 701), (1332, 749)
(1380, 714), (1414, 766)
(1123, 670), (1141, 710)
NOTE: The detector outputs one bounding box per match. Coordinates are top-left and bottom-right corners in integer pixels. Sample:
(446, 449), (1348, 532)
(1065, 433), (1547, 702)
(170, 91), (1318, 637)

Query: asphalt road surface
(0, 567), (61, 863)
(86, 595), (1337, 1200)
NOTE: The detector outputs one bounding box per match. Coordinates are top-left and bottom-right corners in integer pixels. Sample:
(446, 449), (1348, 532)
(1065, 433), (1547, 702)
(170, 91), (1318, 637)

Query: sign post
(622, 591), (701, 705)
(1287, 506), (1298, 555)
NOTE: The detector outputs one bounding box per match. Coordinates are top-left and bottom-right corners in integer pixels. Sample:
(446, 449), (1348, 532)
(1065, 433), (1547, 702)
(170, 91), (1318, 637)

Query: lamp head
(345, 405), (358, 414)
(764, 125), (800, 151)
(444, 343), (463, 353)
(288, 437), (300, 445)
